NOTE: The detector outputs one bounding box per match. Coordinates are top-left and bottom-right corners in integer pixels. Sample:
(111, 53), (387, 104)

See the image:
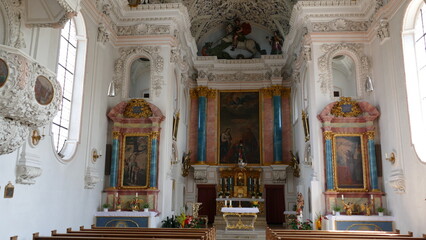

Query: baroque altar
(221, 207), (259, 230)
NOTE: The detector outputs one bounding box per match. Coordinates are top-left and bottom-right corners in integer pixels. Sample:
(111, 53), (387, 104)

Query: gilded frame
(218, 90), (262, 165)
(302, 110), (310, 142)
(4, 182), (14, 198)
(119, 133), (152, 189)
(332, 133), (368, 192)
(0, 58), (9, 88)
(172, 112), (180, 141)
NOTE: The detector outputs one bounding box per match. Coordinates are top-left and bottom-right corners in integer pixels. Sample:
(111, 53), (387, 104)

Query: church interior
(1, 0), (426, 239)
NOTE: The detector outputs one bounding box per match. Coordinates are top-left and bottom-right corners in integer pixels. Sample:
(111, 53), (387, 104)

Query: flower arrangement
(162, 211), (207, 229)
(289, 218), (313, 230)
(130, 197), (142, 211)
(315, 213), (327, 230)
(252, 200), (259, 208)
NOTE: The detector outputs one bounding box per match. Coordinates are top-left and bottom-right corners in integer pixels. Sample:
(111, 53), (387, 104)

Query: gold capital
(151, 131), (160, 139)
(323, 131), (334, 140)
(113, 132), (120, 139)
(365, 131), (375, 140)
(190, 87), (216, 98)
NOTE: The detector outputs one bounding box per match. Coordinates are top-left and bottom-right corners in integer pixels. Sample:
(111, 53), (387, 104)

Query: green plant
(333, 205), (341, 212)
(102, 203), (110, 209)
(142, 203), (150, 209)
(377, 207), (385, 212)
(161, 215), (180, 228)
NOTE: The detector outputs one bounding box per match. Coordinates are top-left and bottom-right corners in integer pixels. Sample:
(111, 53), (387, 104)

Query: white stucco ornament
(0, 46), (61, 154)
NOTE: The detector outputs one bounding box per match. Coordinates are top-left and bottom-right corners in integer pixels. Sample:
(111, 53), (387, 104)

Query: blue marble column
(367, 132), (379, 190)
(325, 132), (334, 191)
(109, 132), (120, 188)
(273, 94), (283, 163)
(197, 96), (207, 163)
(149, 132), (159, 188)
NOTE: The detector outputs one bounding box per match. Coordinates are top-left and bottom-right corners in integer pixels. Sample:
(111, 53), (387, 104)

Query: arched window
(402, 0), (426, 162)
(51, 15), (87, 161)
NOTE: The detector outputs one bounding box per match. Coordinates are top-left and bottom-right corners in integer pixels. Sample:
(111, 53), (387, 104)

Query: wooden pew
(52, 230), (206, 239)
(34, 232), (202, 240)
(266, 228), (426, 240)
(81, 225), (216, 240)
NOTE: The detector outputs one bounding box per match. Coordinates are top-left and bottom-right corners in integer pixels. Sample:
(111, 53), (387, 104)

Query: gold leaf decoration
(330, 97), (362, 117)
(123, 99), (153, 118)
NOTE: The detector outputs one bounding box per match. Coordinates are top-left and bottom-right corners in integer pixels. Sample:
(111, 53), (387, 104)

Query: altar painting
(120, 134), (151, 188)
(218, 91), (261, 164)
(332, 134), (367, 191)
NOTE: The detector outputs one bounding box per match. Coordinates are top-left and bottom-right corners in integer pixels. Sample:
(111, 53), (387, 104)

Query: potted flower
(377, 207), (385, 216)
(332, 206), (341, 216)
(102, 203), (110, 212)
(143, 203), (150, 212)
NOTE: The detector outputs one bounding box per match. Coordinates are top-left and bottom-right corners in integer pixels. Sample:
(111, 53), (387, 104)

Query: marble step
(216, 229), (266, 240)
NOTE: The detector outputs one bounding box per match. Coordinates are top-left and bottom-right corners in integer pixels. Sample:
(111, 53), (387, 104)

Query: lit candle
(341, 194), (344, 200)
(115, 192), (118, 197)
(225, 200), (228, 206)
(371, 194), (373, 200)
(136, 192), (138, 197)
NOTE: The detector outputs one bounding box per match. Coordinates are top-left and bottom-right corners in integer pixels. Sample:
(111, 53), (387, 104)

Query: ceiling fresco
(123, 0), (297, 42)
(180, 0), (297, 42)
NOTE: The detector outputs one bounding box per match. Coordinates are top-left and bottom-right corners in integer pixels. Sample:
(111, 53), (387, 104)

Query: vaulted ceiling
(179, 0), (297, 41)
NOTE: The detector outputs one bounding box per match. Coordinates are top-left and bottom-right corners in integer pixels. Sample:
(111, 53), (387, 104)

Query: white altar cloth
(95, 211), (156, 217)
(221, 207), (259, 213)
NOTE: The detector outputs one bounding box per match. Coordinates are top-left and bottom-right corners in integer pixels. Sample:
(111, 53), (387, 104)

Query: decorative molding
(191, 86), (216, 98)
(0, 47), (62, 127)
(114, 46), (164, 98)
(317, 43), (369, 98)
(97, 23), (110, 44)
(311, 19), (370, 32)
(377, 18), (390, 43)
(123, 99), (153, 118)
(0, 46), (61, 154)
(16, 165), (42, 184)
(388, 168), (405, 194)
(330, 97), (362, 117)
(16, 143), (42, 184)
(117, 24), (171, 36)
(209, 72), (269, 82)
(271, 165), (289, 183)
(192, 165), (209, 183)
(2, 0), (26, 49)
(303, 45), (312, 62)
(0, 116), (29, 154)
(85, 166), (101, 189)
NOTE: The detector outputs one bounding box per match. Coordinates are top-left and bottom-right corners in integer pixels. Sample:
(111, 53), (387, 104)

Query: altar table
(324, 215), (394, 231)
(221, 207), (259, 230)
(95, 211), (157, 228)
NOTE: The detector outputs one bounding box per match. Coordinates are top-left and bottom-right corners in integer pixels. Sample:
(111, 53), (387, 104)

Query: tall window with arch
(52, 16), (87, 159)
(402, 0), (426, 162)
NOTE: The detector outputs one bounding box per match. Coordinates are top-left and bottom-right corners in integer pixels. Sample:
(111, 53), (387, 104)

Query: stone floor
(214, 216), (267, 240)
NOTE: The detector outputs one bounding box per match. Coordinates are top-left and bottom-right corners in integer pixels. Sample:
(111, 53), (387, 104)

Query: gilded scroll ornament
(113, 132), (121, 139)
(151, 131), (160, 139)
(330, 97), (362, 117)
(123, 99), (153, 118)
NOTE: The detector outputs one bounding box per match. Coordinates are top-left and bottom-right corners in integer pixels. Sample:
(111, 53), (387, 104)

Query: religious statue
(267, 31), (283, 55)
(296, 192), (304, 215)
(290, 151), (300, 178)
(361, 202), (372, 216)
(182, 150), (191, 177)
(343, 201), (354, 215)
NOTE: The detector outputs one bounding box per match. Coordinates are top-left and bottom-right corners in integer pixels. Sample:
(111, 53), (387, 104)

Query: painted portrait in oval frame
(0, 58), (9, 88)
(34, 75), (54, 105)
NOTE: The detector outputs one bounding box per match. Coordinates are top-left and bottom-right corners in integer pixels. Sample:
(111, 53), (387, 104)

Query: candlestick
(115, 192), (118, 197)
(341, 194), (344, 200)
(136, 192), (138, 197)
(370, 194), (373, 200)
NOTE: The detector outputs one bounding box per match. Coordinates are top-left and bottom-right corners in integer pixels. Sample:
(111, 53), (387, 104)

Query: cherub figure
(343, 201), (354, 215)
(361, 202), (372, 216)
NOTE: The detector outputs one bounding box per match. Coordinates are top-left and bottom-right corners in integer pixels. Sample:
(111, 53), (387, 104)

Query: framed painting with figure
(0, 58), (9, 88)
(332, 134), (367, 191)
(34, 75), (54, 105)
(119, 133), (151, 189)
(218, 91), (261, 164)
